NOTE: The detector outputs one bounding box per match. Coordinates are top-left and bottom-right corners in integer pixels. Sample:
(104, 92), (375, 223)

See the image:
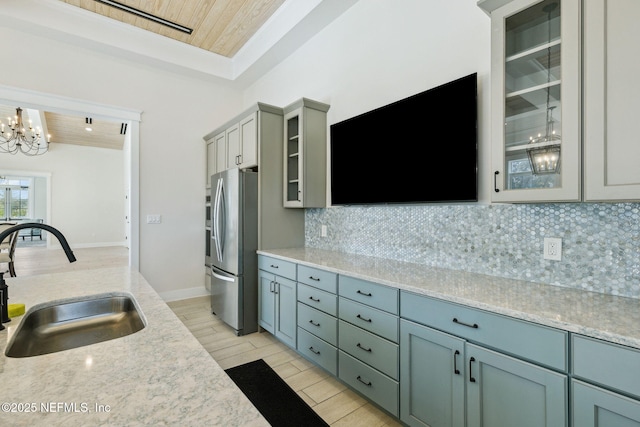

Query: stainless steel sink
(5, 294), (145, 358)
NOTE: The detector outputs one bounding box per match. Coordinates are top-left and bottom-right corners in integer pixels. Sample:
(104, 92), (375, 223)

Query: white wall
(244, 0), (492, 203)
(0, 142), (124, 246)
(0, 23), (243, 298)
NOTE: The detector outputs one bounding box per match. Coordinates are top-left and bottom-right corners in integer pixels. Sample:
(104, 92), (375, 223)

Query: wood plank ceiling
(1, 1), (287, 151)
(60, 0), (287, 58)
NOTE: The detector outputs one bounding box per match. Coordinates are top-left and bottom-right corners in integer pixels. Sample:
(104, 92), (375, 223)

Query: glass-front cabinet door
(490, 0), (581, 202)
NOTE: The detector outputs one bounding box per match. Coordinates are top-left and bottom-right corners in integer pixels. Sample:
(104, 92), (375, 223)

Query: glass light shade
(527, 144), (561, 174)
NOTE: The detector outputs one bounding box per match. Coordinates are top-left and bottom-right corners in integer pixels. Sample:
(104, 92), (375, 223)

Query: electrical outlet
(147, 214), (162, 224)
(544, 237), (562, 261)
(321, 225), (327, 237)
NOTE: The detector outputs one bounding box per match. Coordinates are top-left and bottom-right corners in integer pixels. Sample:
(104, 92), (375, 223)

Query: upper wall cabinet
(283, 98), (330, 208)
(481, 0), (640, 202)
(583, 0), (640, 201)
(486, 0), (582, 203)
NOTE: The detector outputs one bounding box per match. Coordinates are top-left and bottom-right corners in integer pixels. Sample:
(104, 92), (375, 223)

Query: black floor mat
(225, 359), (329, 427)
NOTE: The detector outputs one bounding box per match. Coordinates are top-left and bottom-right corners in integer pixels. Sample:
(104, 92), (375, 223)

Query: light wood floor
(168, 296), (402, 427)
(7, 245), (400, 426)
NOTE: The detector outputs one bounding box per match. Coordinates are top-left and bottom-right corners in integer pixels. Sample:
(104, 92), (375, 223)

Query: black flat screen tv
(330, 73), (478, 205)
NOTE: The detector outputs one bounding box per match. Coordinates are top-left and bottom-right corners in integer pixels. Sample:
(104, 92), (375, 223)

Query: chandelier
(526, 2), (561, 175)
(0, 107), (50, 156)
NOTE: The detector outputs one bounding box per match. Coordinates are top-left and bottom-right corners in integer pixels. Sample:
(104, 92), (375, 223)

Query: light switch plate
(147, 214), (162, 224)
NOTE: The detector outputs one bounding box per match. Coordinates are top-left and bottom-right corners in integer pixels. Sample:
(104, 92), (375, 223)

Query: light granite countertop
(0, 267), (268, 427)
(258, 248), (640, 350)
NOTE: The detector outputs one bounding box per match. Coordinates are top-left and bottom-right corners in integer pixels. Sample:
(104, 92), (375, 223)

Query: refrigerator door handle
(212, 178), (223, 262)
(211, 266), (235, 282)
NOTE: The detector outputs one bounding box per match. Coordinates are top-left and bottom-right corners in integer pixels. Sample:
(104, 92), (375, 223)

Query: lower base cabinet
(338, 350), (399, 417)
(400, 319), (568, 427)
(572, 380), (640, 427)
(400, 319), (465, 427)
(466, 343), (568, 427)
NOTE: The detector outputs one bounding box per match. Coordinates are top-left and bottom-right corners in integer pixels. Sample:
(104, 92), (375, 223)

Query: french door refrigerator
(210, 168), (258, 336)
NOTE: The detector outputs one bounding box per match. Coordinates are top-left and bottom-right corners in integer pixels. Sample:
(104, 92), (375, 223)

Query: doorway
(0, 85), (141, 268)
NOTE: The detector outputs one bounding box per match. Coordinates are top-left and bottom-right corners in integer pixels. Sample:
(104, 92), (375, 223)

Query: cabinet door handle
(453, 318), (478, 329)
(309, 346), (320, 355)
(356, 375), (372, 387)
(454, 350), (461, 375)
(269, 281), (274, 293)
(274, 282), (279, 295)
(308, 296), (320, 303)
(308, 320), (320, 327)
(357, 343), (372, 353)
(356, 290), (372, 297)
(309, 276), (320, 281)
(469, 357), (477, 383)
(356, 314), (372, 323)
(494, 170), (500, 193)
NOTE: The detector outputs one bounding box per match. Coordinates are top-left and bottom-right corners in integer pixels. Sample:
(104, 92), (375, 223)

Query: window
(0, 177), (33, 220)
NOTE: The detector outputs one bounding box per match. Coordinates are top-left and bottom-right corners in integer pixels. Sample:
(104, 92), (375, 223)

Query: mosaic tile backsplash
(305, 203), (640, 299)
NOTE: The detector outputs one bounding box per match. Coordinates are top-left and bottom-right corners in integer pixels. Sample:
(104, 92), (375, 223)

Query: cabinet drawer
(339, 297), (399, 343)
(338, 351), (399, 417)
(297, 302), (337, 345)
(258, 256), (296, 280)
(572, 335), (640, 399)
(339, 320), (398, 380)
(298, 265), (337, 293)
(298, 328), (337, 376)
(339, 275), (399, 315)
(400, 291), (568, 371)
(297, 283), (337, 316)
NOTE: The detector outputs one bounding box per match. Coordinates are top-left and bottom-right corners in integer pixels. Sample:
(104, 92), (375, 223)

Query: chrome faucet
(0, 223), (76, 329)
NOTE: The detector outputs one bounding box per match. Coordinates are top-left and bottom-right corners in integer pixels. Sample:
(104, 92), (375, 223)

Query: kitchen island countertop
(259, 247), (640, 350)
(0, 266), (268, 426)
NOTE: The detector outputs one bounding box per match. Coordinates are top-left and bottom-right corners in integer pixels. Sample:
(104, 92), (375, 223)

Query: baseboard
(160, 286), (209, 302)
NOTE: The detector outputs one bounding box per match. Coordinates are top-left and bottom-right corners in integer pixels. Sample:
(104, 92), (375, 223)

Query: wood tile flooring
(8, 245), (401, 426)
(168, 296), (402, 427)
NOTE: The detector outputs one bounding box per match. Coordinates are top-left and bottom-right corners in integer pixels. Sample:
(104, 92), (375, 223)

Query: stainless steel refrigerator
(210, 168), (258, 336)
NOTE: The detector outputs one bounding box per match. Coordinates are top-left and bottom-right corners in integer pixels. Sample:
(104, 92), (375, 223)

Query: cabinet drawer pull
(454, 350), (461, 375)
(270, 264), (279, 269)
(308, 296), (320, 302)
(308, 320), (320, 327)
(356, 343), (372, 353)
(356, 375), (372, 387)
(453, 318), (478, 329)
(356, 290), (372, 297)
(469, 357), (477, 383)
(309, 276), (321, 281)
(494, 170), (500, 193)
(309, 346), (320, 355)
(356, 314), (372, 323)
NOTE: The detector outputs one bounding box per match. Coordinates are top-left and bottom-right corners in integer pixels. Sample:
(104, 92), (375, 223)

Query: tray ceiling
(59, 0), (286, 58)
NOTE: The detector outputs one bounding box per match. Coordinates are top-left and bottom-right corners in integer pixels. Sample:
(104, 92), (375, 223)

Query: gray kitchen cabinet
(400, 319), (465, 427)
(337, 275), (400, 417)
(228, 112), (257, 170)
(583, 0), (640, 201)
(571, 335), (640, 426)
(258, 256), (297, 348)
(486, 0), (581, 202)
(481, 0), (640, 202)
(400, 290), (568, 426)
(572, 380), (640, 427)
(283, 98), (330, 208)
(296, 265), (338, 375)
(466, 343), (567, 427)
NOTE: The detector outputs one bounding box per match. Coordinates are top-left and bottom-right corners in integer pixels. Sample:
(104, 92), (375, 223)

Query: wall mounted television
(330, 73), (478, 205)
